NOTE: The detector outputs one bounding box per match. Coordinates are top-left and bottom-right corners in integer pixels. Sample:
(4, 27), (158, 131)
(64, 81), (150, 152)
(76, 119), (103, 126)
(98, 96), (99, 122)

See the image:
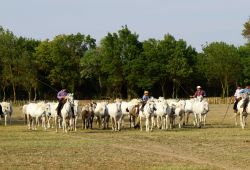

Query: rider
(134, 90), (150, 129)
(240, 85), (250, 114)
(140, 90), (149, 112)
(192, 86), (206, 98)
(233, 86), (242, 113)
(57, 89), (68, 117)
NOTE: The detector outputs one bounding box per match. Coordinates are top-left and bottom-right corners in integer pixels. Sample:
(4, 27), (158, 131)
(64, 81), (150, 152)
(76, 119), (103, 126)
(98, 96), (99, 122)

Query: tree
(200, 42), (242, 98)
(0, 26), (19, 101)
(238, 42), (250, 85)
(137, 34), (195, 98)
(35, 33), (96, 94)
(242, 17), (250, 41)
(99, 26), (142, 98)
(17, 37), (40, 101)
(80, 48), (103, 96)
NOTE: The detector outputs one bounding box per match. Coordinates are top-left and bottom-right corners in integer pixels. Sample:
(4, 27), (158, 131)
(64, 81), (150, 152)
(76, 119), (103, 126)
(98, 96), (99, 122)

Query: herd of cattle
(0, 94), (249, 131)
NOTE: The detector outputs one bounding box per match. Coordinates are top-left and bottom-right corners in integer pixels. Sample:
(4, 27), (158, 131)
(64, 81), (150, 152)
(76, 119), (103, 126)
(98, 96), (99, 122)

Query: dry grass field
(1, 104), (250, 170)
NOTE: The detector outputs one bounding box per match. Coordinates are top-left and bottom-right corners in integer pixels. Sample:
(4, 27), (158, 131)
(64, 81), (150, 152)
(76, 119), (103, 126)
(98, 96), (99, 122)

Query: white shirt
(234, 88), (241, 99)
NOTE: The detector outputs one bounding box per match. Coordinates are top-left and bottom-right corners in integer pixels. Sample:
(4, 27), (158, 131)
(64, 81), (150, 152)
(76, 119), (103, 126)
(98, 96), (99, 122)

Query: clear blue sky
(0, 0), (249, 52)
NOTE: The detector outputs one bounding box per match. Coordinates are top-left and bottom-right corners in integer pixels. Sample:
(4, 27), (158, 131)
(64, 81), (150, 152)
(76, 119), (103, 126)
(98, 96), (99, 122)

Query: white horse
(106, 99), (122, 131)
(237, 99), (250, 129)
(154, 100), (168, 130)
(139, 99), (156, 132)
(26, 101), (50, 130)
(184, 98), (195, 125)
(192, 96), (209, 128)
(47, 101), (62, 129)
(94, 101), (109, 129)
(59, 93), (75, 133)
(72, 100), (81, 131)
(0, 101), (13, 126)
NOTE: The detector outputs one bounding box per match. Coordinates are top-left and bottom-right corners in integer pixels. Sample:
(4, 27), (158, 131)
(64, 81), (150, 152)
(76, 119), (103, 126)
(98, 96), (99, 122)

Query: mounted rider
(240, 85), (250, 114)
(193, 86), (206, 98)
(140, 90), (149, 112)
(57, 89), (68, 117)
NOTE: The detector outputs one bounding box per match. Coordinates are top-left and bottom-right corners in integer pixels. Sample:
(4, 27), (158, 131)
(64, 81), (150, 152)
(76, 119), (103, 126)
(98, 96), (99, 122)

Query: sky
(0, 0), (249, 52)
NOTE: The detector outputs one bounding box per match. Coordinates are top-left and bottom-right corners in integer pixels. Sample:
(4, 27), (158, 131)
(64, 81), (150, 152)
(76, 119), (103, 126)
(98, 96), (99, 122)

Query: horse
(237, 98), (250, 129)
(58, 93), (75, 133)
(0, 101), (13, 126)
(139, 99), (156, 132)
(26, 101), (50, 130)
(192, 96), (209, 128)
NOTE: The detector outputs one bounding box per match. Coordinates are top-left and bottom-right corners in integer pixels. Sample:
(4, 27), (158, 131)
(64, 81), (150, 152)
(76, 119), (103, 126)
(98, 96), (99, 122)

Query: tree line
(0, 20), (250, 102)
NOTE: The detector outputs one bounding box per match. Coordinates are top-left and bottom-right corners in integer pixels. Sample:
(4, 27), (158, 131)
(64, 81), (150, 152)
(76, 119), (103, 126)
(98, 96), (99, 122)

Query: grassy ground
(0, 104), (250, 170)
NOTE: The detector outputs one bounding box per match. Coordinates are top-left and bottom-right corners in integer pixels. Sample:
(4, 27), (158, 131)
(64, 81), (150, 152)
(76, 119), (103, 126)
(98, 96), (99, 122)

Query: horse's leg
(140, 116), (143, 131)
(55, 116), (58, 133)
(4, 115), (7, 126)
(146, 117), (149, 132)
(74, 117), (77, 131)
(150, 116), (154, 131)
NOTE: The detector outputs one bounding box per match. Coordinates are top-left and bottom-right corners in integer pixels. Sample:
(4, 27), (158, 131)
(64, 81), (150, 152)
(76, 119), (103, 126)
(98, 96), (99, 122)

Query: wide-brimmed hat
(196, 86), (201, 89)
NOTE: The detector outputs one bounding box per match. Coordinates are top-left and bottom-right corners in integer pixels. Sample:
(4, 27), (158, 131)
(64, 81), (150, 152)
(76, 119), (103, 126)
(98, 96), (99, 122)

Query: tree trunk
(98, 75), (102, 96)
(34, 87), (37, 101)
(2, 87), (6, 101)
(160, 78), (167, 98)
(12, 83), (16, 102)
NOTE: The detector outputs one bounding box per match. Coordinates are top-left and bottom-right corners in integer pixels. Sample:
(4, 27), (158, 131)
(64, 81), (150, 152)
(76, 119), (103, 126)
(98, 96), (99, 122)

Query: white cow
(0, 101), (13, 126)
(237, 99), (250, 129)
(192, 96), (209, 128)
(26, 101), (50, 130)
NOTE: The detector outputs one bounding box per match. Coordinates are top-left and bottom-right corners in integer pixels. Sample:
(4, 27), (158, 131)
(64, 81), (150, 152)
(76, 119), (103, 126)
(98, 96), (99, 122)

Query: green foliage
(35, 33), (96, 92)
(200, 42), (242, 97)
(242, 17), (250, 41)
(0, 25), (250, 99)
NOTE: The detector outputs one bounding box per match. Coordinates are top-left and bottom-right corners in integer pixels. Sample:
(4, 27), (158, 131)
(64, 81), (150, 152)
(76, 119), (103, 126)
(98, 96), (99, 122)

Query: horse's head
(147, 101), (156, 113)
(66, 93), (74, 105)
(196, 96), (203, 102)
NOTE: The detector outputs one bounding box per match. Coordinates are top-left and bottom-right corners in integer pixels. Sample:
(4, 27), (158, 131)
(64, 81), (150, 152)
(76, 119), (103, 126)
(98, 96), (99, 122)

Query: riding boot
(242, 98), (249, 115)
(57, 102), (63, 118)
(0, 106), (4, 118)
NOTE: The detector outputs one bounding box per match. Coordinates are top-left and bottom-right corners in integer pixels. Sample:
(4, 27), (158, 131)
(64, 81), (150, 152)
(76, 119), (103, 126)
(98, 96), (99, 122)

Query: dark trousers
(243, 97), (249, 112)
(233, 99), (239, 111)
(57, 100), (64, 116)
(0, 105), (3, 116)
